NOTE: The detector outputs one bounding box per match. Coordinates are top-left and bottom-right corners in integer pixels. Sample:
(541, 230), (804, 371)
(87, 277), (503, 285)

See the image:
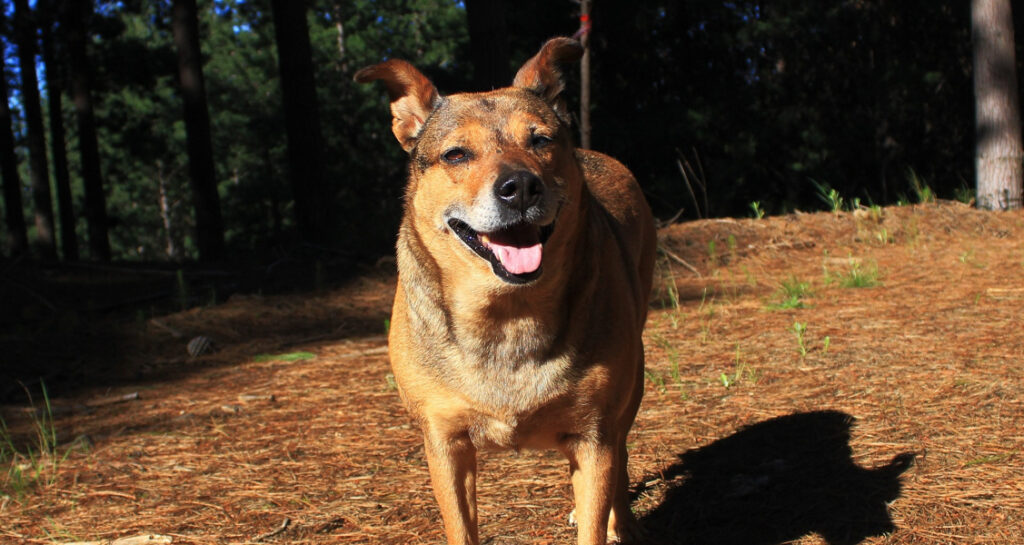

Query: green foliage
(824, 259), (881, 288)
(0, 0), (983, 261)
(907, 168), (936, 204)
(48, 0), (470, 261)
(1, 383), (73, 498)
(811, 179), (844, 213)
(790, 321), (809, 358)
(252, 351), (316, 363)
(749, 201), (765, 219)
(720, 344), (758, 389)
(767, 276), (813, 310)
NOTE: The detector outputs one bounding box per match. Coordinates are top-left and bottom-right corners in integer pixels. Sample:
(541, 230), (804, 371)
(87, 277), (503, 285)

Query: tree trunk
(14, 0), (57, 260)
(172, 0), (226, 262)
(464, 0), (510, 91)
(157, 162), (181, 261)
(579, 0), (592, 150)
(270, 0), (330, 245)
(66, 0), (111, 261)
(972, 0), (1024, 210)
(0, 22), (29, 258)
(42, 2), (78, 261)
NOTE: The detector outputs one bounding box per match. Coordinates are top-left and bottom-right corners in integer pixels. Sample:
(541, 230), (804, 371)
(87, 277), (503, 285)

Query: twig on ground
(254, 517), (291, 542)
(659, 247), (702, 278)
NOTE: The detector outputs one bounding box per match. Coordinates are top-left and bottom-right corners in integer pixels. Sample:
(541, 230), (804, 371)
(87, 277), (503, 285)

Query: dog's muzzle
(448, 217), (555, 284)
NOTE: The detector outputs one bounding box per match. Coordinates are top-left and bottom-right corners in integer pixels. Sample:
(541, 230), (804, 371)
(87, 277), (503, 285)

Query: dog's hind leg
(607, 352), (646, 543)
(423, 429), (479, 545)
(607, 436), (642, 543)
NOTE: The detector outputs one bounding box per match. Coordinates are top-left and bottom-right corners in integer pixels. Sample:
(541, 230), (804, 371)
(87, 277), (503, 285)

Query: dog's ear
(512, 37), (583, 124)
(354, 60), (440, 152)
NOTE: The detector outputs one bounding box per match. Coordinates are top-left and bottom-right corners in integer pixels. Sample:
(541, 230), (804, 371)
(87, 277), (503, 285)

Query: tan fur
(356, 38), (656, 545)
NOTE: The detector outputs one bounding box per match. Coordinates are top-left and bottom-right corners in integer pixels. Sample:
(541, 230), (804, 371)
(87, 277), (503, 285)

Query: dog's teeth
(479, 234), (491, 246)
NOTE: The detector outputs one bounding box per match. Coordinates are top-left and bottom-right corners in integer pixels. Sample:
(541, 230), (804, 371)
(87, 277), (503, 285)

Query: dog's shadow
(636, 410), (916, 545)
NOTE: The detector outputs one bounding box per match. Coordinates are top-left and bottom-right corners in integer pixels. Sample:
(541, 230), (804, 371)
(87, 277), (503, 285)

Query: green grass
(767, 276), (813, 310)
(2, 382), (73, 498)
(720, 344), (758, 388)
(790, 321), (809, 357)
(749, 201), (765, 219)
(824, 259), (881, 288)
(907, 167), (936, 204)
(697, 287), (716, 343)
(811, 179), (844, 213)
(252, 351), (317, 363)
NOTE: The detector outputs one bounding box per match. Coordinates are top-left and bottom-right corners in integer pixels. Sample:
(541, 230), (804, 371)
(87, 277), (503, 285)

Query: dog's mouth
(448, 218), (555, 284)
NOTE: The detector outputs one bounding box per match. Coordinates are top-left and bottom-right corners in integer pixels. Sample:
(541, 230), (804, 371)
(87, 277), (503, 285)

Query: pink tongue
(488, 241), (543, 275)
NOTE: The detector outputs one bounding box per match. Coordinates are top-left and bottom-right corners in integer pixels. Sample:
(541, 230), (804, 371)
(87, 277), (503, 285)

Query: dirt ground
(2, 201), (1022, 545)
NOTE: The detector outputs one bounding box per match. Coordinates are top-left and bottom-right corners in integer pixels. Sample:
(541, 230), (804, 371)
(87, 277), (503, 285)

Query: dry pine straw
(2, 202), (1022, 545)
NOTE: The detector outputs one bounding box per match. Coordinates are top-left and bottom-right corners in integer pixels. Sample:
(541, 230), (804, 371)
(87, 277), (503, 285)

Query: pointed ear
(354, 59), (440, 152)
(512, 37), (583, 123)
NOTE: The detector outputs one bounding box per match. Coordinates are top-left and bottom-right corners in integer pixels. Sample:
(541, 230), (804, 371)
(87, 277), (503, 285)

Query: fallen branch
(659, 247), (702, 278)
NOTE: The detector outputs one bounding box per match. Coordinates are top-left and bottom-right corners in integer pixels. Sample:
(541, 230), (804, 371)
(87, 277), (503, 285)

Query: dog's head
(355, 38), (584, 285)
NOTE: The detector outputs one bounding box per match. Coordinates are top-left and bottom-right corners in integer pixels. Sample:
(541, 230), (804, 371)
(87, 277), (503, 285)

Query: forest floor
(2, 201), (1022, 545)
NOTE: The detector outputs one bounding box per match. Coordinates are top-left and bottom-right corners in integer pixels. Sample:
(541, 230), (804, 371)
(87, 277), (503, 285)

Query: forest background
(0, 0), (1020, 264)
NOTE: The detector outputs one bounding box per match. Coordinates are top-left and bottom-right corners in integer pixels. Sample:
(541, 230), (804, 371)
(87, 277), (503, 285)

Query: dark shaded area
(464, 0), (511, 91)
(638, 411), (916, 545)
(0, 254), (391, 404)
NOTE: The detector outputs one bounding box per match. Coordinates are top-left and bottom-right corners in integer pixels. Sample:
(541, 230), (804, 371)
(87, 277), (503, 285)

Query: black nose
(494, 170), (544, 212)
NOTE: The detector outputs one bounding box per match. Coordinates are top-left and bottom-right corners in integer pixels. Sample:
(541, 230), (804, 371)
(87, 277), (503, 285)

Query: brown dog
(355, 37), (656, 545)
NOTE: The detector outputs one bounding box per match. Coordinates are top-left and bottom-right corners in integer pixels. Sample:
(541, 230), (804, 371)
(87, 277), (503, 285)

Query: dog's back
(578, 148), (657, 316)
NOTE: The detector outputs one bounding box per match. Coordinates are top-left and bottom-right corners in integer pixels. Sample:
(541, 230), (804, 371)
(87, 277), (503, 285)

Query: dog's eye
(531, 134), (553, 149)
(442, 147), (470, 164)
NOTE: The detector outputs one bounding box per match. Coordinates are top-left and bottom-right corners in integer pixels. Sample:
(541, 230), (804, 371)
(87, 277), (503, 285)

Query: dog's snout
(495, 171), (544, 212)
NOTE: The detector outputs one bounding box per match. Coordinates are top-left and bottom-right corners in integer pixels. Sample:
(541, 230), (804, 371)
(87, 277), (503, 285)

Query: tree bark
(270, 0), (331, 245)
(157, 162), (181, 260)
(172, 0), (226, 262)
(972, 0), (1024, 210)
(579, 0), (592, 150)
(464, 0), (510, 91)
(0, 21), (29, 258)
(66, 0), (111, 261)
(42, 1), (78, 261)
(14, 0), (57, 260)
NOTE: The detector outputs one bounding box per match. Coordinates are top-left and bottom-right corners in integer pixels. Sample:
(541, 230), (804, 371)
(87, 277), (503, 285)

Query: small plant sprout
(720, 344), (758, 389)
(655, 251), (683, 329)
(822, 336), (832, 354)
(824, 258), (881, 288)
(707, 240), (718, 268)
(750, 201), (765, 219)
(907, 167), (936, 203)
(875, 228), (893, 245)
(811, 179), (844, 213)
(768, 276), (812, 310)
(697, 287), (716, 343)
(645, 369), (667, 394)
(791, 321), (809, 357)
(2, 382), (71, 498)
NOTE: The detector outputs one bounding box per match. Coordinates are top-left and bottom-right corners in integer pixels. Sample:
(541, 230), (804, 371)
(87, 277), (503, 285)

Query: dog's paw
(608, 514), (646, 544)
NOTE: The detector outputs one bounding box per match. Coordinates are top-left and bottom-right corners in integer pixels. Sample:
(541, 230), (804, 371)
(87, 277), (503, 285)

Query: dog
(355, 37), (656, 545)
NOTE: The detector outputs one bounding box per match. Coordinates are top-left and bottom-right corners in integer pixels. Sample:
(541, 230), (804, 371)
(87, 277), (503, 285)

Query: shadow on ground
(0, 257), (394, 404)
(637, 410), (916, 545)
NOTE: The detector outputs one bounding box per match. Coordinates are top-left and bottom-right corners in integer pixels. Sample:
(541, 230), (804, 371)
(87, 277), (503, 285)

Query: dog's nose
(494, 171), (544, 212)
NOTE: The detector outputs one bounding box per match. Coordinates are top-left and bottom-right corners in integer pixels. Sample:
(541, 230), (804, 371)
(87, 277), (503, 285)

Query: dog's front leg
(566, 439), (617, 545)
(423, 428), (479, 545)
